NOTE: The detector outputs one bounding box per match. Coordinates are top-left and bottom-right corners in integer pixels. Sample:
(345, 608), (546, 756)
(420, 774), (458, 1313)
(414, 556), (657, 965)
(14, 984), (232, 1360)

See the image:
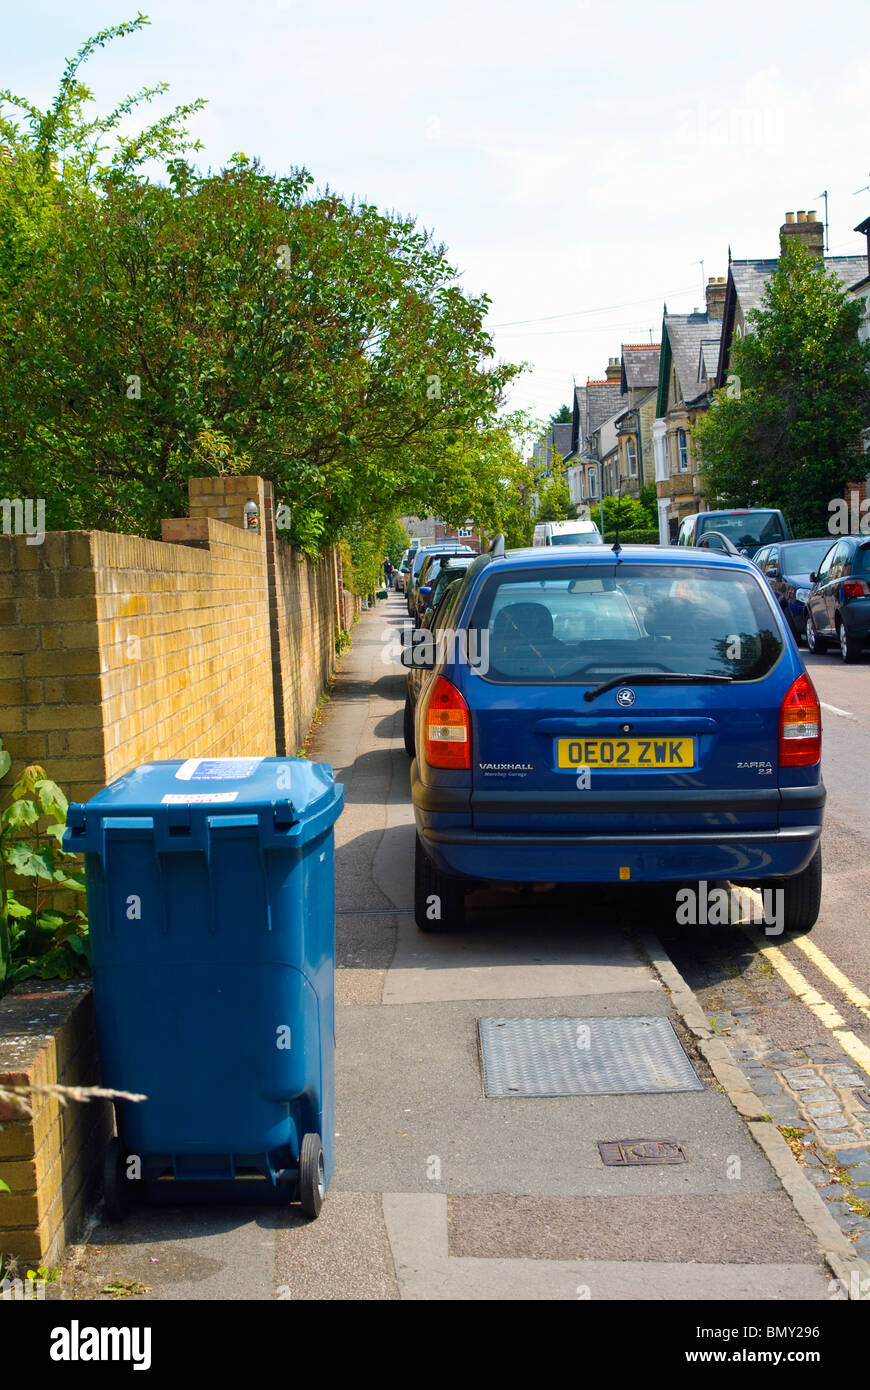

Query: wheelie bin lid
(64, 757), (343, 856)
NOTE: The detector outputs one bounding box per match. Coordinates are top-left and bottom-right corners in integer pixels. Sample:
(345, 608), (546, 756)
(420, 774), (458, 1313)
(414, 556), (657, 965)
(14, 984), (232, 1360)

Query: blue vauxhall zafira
(409, 543), (825, 935)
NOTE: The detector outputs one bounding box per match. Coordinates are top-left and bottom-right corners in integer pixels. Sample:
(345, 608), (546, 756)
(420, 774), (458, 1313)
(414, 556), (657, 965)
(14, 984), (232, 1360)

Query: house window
(457, 525), (473, 537)
(588, 468), (597, 498)
(677, 429), (689, 472)
(626, 437), (637, 477)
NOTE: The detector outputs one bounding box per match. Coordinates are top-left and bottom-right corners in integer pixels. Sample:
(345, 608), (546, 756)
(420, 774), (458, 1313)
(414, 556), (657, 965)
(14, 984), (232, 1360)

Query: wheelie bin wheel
(298, 1133), (325, 1218)
(103, 1137), (132, 1221)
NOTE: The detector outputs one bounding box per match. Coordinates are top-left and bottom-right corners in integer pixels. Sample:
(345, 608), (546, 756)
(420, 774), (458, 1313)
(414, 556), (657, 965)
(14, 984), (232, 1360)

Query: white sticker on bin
(175, 758), (263, 781)
(161, 792), (239, 804)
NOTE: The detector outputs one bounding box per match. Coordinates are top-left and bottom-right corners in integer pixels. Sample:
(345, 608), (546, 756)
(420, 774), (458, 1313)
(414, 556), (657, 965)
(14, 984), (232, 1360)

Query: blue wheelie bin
(63, 756), (343, 1219)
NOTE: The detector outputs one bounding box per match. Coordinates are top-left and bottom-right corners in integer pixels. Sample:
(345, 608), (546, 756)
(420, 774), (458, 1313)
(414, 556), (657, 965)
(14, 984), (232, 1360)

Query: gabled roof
(552, 422), (573, 461)
(621, 344), (661, 391)
(697, 339), (720, 384)
(715, 254), (870, 387)
(657, 311), (723, 414)
(566, 384), (587, 459)
(585, 381), (623, 436)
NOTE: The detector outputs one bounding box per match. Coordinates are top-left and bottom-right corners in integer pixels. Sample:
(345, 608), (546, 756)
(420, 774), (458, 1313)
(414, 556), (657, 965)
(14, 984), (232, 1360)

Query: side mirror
(399, 628), (438, 670)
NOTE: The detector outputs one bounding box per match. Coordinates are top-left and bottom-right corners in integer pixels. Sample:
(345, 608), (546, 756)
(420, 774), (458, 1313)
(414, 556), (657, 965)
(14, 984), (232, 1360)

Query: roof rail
(489, 534), (506, 558)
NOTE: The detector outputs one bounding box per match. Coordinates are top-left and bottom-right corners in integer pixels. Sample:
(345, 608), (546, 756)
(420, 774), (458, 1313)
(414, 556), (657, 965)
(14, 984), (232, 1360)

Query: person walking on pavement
(383, 556), (394, 589)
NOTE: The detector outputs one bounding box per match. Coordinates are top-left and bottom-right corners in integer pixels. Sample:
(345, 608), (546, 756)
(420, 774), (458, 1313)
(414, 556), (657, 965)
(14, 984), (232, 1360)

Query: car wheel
(780, 844), (822, 934)
(838, 620), (862, 664)
(805, 612), (829, 654)
(414, 833), (465, 932)
(403, 695), (415, 757)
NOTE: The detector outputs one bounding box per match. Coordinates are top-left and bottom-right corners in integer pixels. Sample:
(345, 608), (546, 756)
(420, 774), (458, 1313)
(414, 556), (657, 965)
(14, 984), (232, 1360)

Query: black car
(805, 536), (870, 662)
(406, 542), (473, 615)
(413, 553), (477, 625)
(753, 538), (834, 645)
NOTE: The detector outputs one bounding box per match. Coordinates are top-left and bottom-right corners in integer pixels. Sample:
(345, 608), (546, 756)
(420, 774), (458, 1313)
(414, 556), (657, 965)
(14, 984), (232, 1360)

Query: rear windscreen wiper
(583, 672), (735, 703)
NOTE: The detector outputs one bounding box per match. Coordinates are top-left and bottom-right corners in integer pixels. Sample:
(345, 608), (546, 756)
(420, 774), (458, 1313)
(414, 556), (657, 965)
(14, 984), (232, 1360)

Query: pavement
(59, 595), (868, 1302)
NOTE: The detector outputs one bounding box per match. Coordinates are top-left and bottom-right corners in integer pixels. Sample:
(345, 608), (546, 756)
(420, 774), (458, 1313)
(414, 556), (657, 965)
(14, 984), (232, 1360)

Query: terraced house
(652, 276), (726, 544)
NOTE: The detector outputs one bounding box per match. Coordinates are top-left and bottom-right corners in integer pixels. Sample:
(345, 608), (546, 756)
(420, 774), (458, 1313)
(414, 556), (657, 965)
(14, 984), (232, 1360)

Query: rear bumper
(418, 821), (822, 884)
(842, 599), (870, 639)
(412, 763), (825, 884)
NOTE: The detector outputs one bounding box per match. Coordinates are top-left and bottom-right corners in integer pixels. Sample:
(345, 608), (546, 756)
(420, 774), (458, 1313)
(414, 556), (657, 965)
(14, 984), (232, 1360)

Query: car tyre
(298, 1132), (325, 1218)
(414, 833), (465, 932)
(403, 696), (415, 757)
(780, 844), (822, 934)
(838, 621), (862, 664)
(805, 612), (829, 654)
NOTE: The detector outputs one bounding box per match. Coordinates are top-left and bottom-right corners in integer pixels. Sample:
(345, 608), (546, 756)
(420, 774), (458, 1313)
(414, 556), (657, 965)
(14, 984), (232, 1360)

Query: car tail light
(779, 672), (821, 767)
(841, 579), (870, 599)
(424, 676), (470, 770)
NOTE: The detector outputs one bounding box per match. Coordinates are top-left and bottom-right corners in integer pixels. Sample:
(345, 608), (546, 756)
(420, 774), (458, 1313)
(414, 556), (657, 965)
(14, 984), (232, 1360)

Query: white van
(533, 517), (602, 547)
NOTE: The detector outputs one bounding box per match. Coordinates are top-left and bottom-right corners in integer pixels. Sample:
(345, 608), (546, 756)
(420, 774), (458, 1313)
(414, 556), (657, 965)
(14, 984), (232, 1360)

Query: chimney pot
(704, 274), (727, 320)
(780, 207), (824, 257)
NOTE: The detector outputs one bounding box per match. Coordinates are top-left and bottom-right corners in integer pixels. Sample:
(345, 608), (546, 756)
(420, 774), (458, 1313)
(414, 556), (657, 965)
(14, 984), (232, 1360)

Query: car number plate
(556, 737), (695, 770)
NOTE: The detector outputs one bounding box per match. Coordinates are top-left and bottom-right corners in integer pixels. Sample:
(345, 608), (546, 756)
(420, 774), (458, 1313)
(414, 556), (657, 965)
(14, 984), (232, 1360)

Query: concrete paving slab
(384, 1194), (830, 1300)
(272, 1192), (399, 1301)
(335, 996), (789, 1197)
(383, 913), (659, 1005)
(446, 1193), (818, 1262)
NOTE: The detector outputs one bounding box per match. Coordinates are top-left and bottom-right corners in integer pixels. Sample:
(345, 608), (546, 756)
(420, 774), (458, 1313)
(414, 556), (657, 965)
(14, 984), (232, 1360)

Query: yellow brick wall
(96, 516), (276, 784)
(0, 983), (111, 1267)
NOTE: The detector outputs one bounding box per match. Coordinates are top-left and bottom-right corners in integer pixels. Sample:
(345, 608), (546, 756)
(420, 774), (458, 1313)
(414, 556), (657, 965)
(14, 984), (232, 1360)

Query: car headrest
(492, 603), (554, 643)
(644, 597), (701, 638)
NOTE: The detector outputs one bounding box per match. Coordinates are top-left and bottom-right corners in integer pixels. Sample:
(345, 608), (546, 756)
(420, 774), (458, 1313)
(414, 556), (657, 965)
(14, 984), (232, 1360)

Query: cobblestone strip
(723, 1030), (870, 1255)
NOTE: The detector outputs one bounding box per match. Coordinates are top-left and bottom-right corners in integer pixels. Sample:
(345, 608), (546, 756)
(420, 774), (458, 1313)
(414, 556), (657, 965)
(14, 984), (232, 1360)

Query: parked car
(533, 517), (602, 546)
(753, 538), (834, 645)
(413, 553), (477, 625)
(805, 536), (870, 662)
(406, 542), (473, 616)
(676, 509), (791, 558)
(396, 549), (412, 594)
(404, 541), (824, 935)
(403, 576), (467, 757)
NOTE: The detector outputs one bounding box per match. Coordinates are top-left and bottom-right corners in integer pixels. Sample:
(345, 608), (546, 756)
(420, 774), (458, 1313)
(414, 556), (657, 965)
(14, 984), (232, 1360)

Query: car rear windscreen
(780, 540), (832, 574)
(699, 512), (785, 546)
(548, 530), (601, 546)
(469, 564), (783, 684)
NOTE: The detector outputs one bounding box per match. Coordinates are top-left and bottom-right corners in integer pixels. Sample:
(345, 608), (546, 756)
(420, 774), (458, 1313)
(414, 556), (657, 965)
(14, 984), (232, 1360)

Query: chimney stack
(705, 275), (727, 319)
(605, 357), (621, 382)
(780, 207), (824, 257)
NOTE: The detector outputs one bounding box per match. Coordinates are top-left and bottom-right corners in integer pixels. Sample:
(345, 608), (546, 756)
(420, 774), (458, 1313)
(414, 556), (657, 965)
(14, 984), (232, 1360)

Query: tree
(694, 238), (870, 536)
(535, 472), (575, 523)
(0, 14), (205, 190)
(0, 23), (521, 553)
(547, 403), (572, 426)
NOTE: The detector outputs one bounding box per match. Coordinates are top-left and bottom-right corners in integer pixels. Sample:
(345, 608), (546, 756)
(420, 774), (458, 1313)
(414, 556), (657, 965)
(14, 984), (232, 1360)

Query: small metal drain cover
(598, 1138), (688, 1166)
(478, 1016), (703, 1097)
(855, 1088), (870, 1111)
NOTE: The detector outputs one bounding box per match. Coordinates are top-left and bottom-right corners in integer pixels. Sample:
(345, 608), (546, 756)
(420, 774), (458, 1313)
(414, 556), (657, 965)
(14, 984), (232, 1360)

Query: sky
(5, 0), (870, 421)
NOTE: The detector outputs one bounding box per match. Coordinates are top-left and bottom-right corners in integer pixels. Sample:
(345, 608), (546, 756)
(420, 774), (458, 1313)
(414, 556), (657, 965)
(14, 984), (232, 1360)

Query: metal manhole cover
(477, 1017), (703, 1097)
(855, 1088), (870, 1111)
(598, 1138), (688, 1166)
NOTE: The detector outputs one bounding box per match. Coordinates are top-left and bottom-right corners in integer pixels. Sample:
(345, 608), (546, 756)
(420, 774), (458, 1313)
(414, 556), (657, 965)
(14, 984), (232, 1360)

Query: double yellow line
(742, 911), (870, 1077)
